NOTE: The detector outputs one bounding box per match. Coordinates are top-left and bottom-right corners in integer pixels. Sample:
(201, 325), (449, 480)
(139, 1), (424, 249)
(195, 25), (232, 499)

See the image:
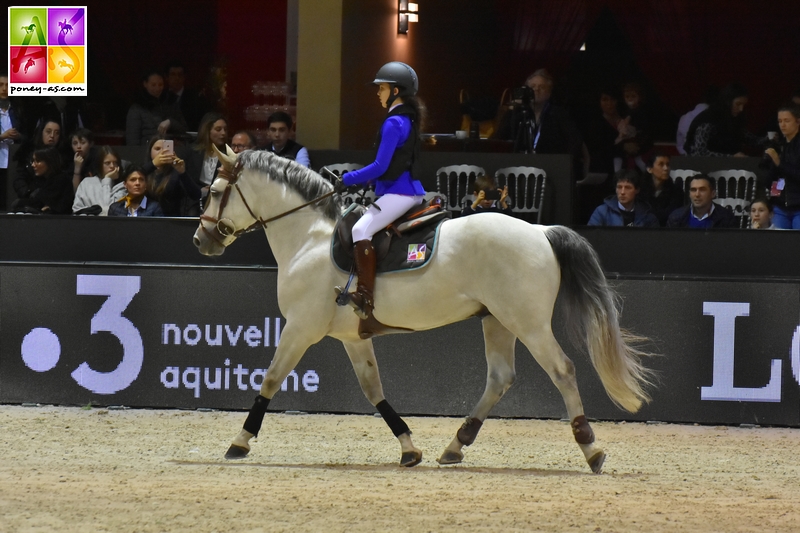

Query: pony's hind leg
(342, 339), (422, 467)
(438, 315), (516, 465)
(520, 328), (605, 473)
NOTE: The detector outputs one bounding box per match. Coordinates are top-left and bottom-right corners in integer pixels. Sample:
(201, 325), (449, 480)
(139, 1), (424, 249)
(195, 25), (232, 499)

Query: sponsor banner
(8, 6), (87, 96)
(1, 265), (798, 426)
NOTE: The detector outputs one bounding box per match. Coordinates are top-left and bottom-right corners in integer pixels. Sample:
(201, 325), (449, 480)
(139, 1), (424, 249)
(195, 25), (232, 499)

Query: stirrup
(333, 287), (370, 319)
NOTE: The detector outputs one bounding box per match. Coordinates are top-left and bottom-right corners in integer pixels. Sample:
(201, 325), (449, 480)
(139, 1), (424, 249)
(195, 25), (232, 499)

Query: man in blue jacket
(588, 169), (659, 227)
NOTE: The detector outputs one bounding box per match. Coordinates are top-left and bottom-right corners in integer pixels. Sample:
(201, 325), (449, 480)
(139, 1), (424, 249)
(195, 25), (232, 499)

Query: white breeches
(352, 194), (424, 242)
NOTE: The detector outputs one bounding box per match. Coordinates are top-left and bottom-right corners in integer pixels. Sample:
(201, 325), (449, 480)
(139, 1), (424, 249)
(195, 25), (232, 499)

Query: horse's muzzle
(193, 228), (226, 256)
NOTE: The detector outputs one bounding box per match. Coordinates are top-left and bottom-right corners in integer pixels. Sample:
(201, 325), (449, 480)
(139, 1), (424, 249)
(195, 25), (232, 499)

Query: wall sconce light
(398, 1), (419, 35)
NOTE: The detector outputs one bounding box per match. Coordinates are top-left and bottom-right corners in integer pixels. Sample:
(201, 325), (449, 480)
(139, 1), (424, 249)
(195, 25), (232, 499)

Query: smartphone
(484, 189), (501, 201)
(162, 140), (174, 156)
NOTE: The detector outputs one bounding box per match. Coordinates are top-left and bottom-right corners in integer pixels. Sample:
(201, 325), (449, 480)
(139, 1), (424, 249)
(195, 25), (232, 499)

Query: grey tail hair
(544, 226), (654, 412)
(238, 150), (341, 221)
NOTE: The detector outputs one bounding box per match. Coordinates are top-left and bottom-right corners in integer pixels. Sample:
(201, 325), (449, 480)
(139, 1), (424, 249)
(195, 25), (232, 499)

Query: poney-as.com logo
(8, 6), (87, 96)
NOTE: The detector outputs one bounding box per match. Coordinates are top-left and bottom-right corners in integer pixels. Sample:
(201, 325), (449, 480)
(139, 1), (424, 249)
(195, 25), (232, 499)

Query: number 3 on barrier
(71, 275), (144, 395)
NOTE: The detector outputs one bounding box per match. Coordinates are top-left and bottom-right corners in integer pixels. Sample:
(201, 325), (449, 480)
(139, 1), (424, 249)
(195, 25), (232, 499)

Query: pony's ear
(213, 144), (237, 172)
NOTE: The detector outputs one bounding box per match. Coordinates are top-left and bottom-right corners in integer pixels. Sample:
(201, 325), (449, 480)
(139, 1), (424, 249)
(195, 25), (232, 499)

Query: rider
(335, 61), (426, 320)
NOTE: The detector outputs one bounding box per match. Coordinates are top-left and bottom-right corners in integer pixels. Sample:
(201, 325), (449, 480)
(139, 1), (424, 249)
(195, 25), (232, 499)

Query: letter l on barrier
(701, 302), (782, 402)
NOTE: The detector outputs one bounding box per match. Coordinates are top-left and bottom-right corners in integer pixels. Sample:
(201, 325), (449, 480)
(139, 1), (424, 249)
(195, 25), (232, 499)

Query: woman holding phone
(142, 135), (201, 216)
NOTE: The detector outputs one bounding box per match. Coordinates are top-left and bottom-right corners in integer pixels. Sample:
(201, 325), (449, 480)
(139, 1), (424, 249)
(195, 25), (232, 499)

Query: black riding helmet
(372, 61), (418, 106)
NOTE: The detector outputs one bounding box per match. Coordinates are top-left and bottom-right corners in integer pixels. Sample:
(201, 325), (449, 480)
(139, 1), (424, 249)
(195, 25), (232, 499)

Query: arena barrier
(2, 261), (799, 427)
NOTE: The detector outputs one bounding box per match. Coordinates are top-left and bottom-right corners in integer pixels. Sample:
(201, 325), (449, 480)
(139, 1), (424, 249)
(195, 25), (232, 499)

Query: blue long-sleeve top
(343, 112), (425, 196)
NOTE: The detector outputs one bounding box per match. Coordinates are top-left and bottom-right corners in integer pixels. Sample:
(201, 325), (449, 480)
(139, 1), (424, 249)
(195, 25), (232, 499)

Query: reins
(199, 159), (336, 246)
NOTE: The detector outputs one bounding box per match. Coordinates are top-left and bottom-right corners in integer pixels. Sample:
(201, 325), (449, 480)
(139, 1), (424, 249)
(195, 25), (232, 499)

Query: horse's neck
(263, 209), (335, 269)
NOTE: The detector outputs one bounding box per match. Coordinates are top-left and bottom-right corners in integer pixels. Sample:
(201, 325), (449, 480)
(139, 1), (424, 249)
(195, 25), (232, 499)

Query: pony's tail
(544, 226), (654, 413)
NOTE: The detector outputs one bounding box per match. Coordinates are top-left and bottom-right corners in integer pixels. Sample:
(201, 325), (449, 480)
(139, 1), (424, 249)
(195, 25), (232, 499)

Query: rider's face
(377, 83), (395, 109)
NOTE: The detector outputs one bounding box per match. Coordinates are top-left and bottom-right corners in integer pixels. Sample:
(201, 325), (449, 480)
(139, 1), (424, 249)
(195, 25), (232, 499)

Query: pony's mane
(238, 150), (341, 221)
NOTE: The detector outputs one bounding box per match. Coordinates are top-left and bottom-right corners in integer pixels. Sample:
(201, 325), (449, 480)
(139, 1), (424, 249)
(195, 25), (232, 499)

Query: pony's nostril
(193, 235), (201, 248)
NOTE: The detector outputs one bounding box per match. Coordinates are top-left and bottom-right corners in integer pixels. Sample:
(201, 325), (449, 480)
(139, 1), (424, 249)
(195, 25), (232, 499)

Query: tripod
(512, 104), (536, 154)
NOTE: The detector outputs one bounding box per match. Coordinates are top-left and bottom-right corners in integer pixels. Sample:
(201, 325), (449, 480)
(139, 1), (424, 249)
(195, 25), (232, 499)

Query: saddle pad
(331, 219), (447, 274)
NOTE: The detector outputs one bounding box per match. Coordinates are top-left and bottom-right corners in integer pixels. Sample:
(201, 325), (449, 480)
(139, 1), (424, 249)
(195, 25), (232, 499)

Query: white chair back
(707, 169), (760, 201)
(322, 163), (364, 178)
(669, 169), (700, 195)
(494, 166), (548, 224)
(716, 198), (751, 228)
(435, 165), (486, 213)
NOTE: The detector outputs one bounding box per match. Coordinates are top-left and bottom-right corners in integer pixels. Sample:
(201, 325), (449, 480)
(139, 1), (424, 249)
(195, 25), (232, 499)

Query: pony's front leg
(225, 321), (320, 459)
(438, 315), (517, 465)
(342, 339), (422, 467)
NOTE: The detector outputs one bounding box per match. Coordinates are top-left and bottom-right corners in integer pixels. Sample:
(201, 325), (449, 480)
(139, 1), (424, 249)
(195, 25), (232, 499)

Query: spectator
(183, 112), (228, 213)
(164, 60), (208, 132)
(125, 69), (187, 146)
(667, 174), (735, 228)
(108, 167), (164, 217)
(749, 198), (775, 230)
(231, 130), (257, 154)
(638, 151), (684, 226)
(68, 127), (97, 190)
(266, 111), (310, 167)
(495, 69), (583, 162)
(684, 83), (764, 157)
(145, 136), (202, 217)
(72, 146), (127, 215)
(13, 120), (63, 198)
(0, 75), (22, 211)
(461, 175), (513, 217)
(676, 86), (719, 155)
(588, 169), (658, 227)
(583, 87), (628, 177)
(620, 81), (653, 171)
(10, 147), (73, 214)
(763, 103), (800, 229)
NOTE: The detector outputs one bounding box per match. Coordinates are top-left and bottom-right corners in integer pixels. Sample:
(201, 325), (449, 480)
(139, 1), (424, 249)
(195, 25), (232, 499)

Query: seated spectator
(231, 130), (257, 154)
(638, 151), (684, 226)
(684, 83), (764, 157)
(588, 169), (658, 227)
(182, 112), (228, 213)
(676, 86), (718, 155)
(68, 127), (98, 190)
(108, 167), (164, 217)
(10, 147), (73, 214)
(72, 146), (127, 215)
(494, 69), (583, 163)
(461, 175), (513, 217)
(266, 111), (310, 167)
(667, 174), (736, 228)
(749, 198), (775, 229)
(763, 103), (800, 229)
(145, 136), (202, 217)
(125, 69), (187, 146)
(13, 119), (62, 188)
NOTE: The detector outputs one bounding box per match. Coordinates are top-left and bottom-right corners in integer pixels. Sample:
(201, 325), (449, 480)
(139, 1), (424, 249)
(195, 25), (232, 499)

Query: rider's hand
(334, 179), (359, 195)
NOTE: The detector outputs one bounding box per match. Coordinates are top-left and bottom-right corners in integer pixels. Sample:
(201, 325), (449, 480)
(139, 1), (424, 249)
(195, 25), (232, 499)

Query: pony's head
(193, 145), (340, 256)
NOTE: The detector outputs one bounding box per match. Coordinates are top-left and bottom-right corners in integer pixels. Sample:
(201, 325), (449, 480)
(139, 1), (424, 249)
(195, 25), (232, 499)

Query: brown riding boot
(348, 239), (376, 320)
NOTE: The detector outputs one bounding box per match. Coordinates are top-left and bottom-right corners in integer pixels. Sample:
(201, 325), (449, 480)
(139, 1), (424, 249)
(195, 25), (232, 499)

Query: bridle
(198, 160), (337, 246)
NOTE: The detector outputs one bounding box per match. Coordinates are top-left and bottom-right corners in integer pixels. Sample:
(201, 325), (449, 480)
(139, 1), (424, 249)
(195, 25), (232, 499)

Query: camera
(511, 85), (534, 106)
(484, 189), (501, 201)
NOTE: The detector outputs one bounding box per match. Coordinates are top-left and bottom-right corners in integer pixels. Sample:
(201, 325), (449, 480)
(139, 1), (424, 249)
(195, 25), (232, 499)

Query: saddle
(331, 197), (450, 274)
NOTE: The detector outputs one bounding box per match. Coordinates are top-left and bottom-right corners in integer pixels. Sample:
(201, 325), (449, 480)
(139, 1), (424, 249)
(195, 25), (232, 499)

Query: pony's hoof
(436, 450), (464, 465)
(588, 451), (605, 474)
(400, 449), (422, 467)
(224, 444), (250, 460)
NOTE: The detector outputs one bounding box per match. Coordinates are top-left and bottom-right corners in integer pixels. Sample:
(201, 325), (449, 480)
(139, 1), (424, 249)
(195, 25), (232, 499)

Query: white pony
(193, 148), (653, 473)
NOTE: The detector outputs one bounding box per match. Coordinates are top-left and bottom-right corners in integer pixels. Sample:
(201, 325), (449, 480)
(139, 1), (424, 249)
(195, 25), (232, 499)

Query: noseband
(199, 160), (336, 246)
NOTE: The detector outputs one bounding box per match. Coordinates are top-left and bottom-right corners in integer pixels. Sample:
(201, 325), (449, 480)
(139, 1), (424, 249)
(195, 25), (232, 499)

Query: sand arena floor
(1, 405), (799, 532)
